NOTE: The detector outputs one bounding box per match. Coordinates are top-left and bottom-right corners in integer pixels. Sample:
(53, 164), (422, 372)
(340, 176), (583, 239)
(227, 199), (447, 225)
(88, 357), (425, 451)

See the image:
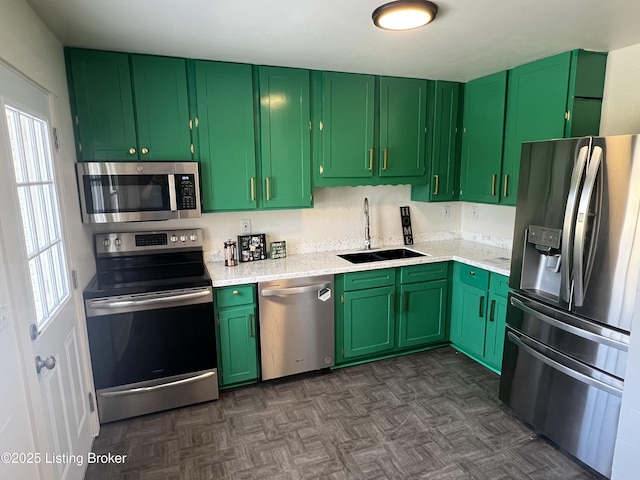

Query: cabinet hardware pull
(128, 148), (136, 155)
(195, 117), (199, 128)
(490, 299), (496, 322)
(249, 314), (255, 337)
(266, 177), (271, 201)
(383, 148), (388, 170)
(403, 291), (409, 311)
(565, 111), (571, 121)
(504, 174), (509, 197)
(433, 174), (439, 195)
(141, 147), (149, 155)
(469, 271), (475, 276)
(232, 290), (239, 295)
(390, 292), (395, 314)
(479, 296), (485, 317)
(250, 177), (255, 202)
(368, 149), (373, 171)
(491, 174), (497, 196)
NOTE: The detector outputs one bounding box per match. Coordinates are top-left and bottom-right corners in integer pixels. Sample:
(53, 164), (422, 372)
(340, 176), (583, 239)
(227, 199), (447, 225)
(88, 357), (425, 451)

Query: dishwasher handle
(261, 282), (331, 297)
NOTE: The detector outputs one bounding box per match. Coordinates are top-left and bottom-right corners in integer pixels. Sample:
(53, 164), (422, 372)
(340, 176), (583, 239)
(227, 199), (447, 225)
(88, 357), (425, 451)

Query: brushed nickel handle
(433, 174), (439, 195)
(128, 148), (136, 155)
(491, 174), (497, 196)
(141, 147), (149, 155)
(250, 177), (255, 202)
(266, 177), (271, 201)
(504, 174), (509, 197)
(383, 148), (388, 170)
(368, 149), (373, 171)
(35, 355), (56, 374)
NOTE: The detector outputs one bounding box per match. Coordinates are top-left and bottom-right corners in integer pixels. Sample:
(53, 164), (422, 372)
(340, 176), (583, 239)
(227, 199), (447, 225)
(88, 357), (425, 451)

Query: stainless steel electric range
(83, 228), (218, 423)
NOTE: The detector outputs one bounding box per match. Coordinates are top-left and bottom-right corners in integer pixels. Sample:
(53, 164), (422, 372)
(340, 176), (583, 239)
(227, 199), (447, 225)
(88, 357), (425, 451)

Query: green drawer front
(400, 262), (448, 284)
(489, 273), (510, 297)
(215, 285), (255, 308)
(457, 263), (489, 289)
(343, 268), (395, 291)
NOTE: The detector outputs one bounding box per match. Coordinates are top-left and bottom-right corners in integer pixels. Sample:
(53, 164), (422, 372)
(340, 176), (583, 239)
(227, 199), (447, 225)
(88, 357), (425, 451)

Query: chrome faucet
(364, 197), (371, 250)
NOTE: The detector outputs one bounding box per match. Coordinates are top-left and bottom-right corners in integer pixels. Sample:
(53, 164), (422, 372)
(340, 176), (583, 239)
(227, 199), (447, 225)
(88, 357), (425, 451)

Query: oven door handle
(89, 289), (212, 309)
(99, 371), (216, 398)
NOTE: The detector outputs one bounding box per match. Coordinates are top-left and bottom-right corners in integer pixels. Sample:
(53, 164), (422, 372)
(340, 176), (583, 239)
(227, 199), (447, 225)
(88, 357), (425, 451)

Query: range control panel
(95, 229), (203, 255)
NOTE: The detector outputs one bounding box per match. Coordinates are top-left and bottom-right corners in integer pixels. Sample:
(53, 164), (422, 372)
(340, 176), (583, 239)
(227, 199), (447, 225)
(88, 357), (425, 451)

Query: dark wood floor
(84, 347), (600, 479)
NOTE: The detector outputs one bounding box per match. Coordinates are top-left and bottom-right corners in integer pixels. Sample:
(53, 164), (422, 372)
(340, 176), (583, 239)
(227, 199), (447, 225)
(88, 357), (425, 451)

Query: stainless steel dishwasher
(258, 275), (335, 380)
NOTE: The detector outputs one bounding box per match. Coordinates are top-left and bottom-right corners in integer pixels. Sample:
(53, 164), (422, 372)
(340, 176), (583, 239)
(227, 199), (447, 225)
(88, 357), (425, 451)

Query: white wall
(600, 42), (640, 480)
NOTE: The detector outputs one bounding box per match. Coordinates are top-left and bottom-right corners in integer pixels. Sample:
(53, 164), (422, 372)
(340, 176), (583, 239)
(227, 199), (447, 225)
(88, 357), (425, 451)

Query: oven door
(85, 286), (218, 422)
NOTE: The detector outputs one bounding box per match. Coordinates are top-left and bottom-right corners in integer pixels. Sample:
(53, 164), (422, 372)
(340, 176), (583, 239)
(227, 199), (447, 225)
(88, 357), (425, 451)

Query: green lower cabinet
(450, 263), (508, 373)
(343, 286), (396, 358)
(397, 279), (447, 348)
(336, 263), (449, 366)
(215, 285), (259, 388)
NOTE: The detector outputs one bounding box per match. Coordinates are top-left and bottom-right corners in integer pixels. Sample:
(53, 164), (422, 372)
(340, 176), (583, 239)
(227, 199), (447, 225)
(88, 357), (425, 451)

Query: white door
(0, 63), (93, 480)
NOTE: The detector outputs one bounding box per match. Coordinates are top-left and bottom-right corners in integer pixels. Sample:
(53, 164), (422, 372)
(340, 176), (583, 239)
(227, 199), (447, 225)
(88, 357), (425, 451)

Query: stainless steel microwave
(76, 162), (201, 223)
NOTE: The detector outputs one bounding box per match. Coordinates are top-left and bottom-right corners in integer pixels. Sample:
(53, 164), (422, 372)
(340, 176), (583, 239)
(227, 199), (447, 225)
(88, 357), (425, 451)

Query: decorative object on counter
(270, 241), (287, 259)
(238, 234), (267, 262)
(400, 206), (414, 245)
(224, 239), (238, 267)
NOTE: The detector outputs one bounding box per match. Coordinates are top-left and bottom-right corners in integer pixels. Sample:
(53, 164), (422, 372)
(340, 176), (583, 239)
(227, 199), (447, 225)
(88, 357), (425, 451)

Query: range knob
(180, 235), (187, 242)
(114, 238), (122, 246)
(170, 235), (178, 243)
(102, 239), (111, 247)
(189, 233), (197, 242)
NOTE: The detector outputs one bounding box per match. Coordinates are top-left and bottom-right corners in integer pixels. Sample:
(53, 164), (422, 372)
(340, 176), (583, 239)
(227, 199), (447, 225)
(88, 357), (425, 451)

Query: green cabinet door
(379, 77), (428, 177)
(259, 66), (312, 208)
(343, 286), (395, 358)
(67, 49), (137, 161)
(460, 71), (507, 203)
(429, 81), (461, 201)
(320, 72), (375, 178)
(502, 52), (572, 205)
(397, 279), (447, 348)
(218, 305), (259, 386)
(195, 61), (257, 211)
(484, 292), (507, 372)
(130, 55), (192, 161)
(450, 281), (487, 359)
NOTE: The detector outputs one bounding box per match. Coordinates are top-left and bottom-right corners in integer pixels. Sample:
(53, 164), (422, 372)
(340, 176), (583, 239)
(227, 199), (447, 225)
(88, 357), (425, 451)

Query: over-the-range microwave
(76, 161), (201, 223)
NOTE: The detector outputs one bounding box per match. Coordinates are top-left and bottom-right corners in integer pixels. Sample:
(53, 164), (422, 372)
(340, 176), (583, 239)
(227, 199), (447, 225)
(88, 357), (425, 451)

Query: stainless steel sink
(338, 248), (427, 264)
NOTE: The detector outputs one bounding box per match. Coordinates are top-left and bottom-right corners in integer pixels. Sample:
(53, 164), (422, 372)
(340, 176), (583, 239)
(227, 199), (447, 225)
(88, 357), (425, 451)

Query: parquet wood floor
(84, 347), (601, 479)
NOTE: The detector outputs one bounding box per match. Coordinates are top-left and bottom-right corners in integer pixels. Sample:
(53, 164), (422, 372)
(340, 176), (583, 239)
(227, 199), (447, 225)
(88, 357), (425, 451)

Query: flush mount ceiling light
(372, 0), (438, 31)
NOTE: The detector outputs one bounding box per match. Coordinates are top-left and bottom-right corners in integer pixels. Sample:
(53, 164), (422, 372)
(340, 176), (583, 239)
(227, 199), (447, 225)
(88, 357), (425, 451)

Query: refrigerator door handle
(507, 331), (623, 398)
(560, 144), (590, 304)
(573, 146), (603, 307)
(510, 296), (629, 352)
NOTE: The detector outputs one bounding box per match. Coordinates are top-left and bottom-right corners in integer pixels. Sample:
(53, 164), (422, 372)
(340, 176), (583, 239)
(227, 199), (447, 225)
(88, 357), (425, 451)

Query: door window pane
(5, 105), (69, 326)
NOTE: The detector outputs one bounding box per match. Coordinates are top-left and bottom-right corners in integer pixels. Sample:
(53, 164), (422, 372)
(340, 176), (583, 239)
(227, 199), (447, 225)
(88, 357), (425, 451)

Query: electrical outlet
(442, 205), (450, 219)
(471, 206), (479, 220)
(240, 219), (251, 234)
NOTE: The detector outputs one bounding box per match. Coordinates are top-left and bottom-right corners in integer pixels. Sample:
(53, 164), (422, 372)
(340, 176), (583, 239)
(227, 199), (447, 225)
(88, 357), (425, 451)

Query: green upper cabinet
(459, 71), (507, 203)
(258, 66), (312, 209)
(501, 49), (606, 205)
(315, 73), (428, 186)
(411, 80), (462, 202)
(66, 48), (192, 162)
(378, 76), (428, 178)
(195, 61), (257, 211)
(67, 49), (137, 161)
(320, 72), (375, 179)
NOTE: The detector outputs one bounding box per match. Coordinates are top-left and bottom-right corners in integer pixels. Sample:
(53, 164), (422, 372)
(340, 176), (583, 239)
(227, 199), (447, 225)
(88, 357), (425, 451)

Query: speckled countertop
(205, 239), (511, 287)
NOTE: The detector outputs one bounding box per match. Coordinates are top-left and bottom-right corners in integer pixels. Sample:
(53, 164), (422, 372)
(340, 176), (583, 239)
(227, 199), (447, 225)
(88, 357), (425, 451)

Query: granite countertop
(205, 239), (512, 287)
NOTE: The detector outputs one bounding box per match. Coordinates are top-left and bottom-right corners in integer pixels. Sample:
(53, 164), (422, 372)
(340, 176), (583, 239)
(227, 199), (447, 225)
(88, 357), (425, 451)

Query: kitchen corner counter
(206, 239), (511, 287)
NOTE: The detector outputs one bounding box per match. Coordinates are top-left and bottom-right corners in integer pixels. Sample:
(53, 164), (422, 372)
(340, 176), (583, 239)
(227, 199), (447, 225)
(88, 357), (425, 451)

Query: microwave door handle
(573, 146), (603, 307)
(560, 144), (589, 305)
(168, 174), (177, 212)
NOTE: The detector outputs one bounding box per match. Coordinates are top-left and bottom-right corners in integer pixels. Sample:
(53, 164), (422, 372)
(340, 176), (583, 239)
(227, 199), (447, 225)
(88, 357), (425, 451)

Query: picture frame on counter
(238, 234), (267, 262)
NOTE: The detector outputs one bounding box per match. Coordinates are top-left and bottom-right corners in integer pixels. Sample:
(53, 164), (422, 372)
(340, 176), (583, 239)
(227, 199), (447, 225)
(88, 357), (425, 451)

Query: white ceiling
(25, 0), (640, 82)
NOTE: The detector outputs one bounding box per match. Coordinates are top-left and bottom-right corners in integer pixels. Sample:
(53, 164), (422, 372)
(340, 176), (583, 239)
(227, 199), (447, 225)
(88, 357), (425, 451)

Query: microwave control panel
(175, 174), (197, 210)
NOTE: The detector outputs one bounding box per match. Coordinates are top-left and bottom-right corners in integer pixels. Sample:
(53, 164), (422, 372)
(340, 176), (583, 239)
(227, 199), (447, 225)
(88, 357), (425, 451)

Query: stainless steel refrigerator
(499, 135), (639, 478)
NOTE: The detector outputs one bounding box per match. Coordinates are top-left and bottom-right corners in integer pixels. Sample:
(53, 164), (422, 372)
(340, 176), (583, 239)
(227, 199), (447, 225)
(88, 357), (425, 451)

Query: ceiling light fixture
(372, 0), (438, 31)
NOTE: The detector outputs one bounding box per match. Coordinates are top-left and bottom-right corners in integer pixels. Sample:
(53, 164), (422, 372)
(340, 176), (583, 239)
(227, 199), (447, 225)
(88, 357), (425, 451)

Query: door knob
(35, 355), (56, 374)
